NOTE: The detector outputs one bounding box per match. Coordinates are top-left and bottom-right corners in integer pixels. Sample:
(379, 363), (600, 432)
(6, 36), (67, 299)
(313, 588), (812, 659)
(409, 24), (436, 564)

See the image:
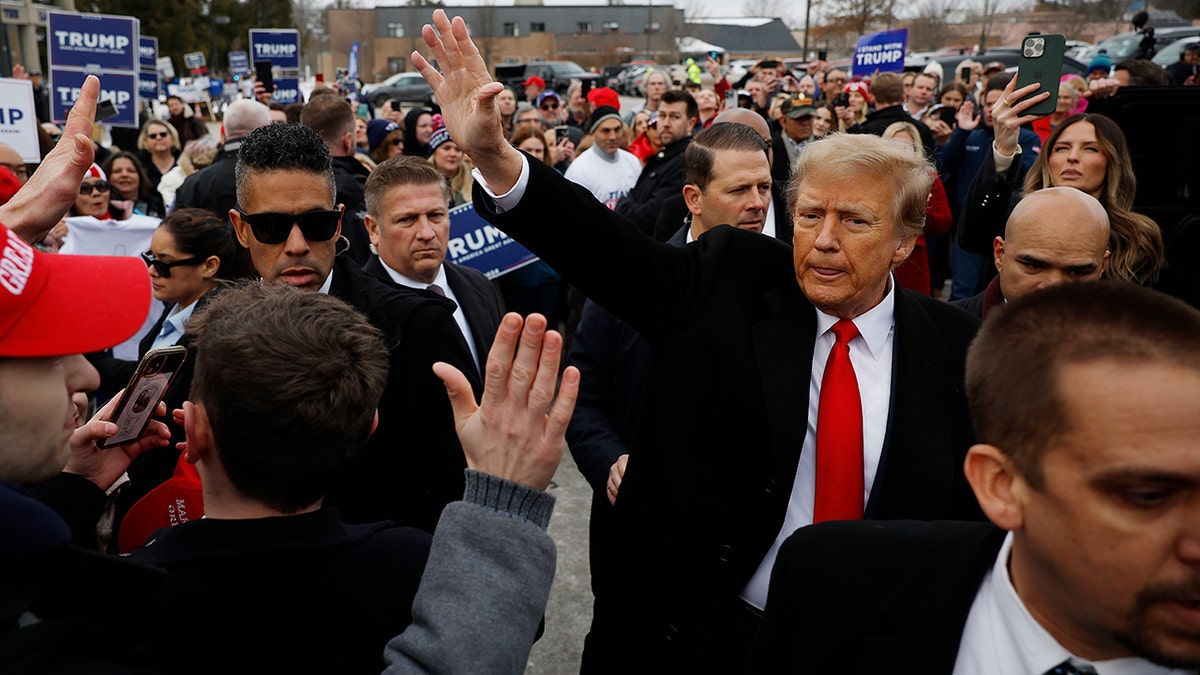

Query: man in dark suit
(362, 156), (504, 378)
(416, 11), (981, 670)
(753, 281), (1200, 674)
(173, 99), (271, 221)
(228, 122), (480, 534)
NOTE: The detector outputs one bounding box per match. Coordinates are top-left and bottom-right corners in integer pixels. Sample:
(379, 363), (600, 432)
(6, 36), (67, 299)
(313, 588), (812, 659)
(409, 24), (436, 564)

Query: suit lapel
(752, 283), (816, 484)
(862, 524), (1007, 673)
(444, 265), (491, 369)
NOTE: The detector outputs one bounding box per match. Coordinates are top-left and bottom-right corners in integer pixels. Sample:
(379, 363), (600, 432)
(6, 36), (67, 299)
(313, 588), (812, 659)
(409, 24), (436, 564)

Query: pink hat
(0, 225), (150, 357)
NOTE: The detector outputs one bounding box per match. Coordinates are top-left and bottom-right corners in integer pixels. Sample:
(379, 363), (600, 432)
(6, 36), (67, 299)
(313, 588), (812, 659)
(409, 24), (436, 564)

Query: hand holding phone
(96, 346), (188, 449)
(1015, 33), (1066, 116)
(555, 125), (569, 143)
(255, 60), (275, 100)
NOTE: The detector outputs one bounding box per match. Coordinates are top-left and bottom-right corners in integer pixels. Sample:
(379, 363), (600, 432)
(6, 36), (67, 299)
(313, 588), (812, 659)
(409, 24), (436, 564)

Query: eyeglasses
(0, 162), (26, 179)
(391, 137), (403, 146)
(541, 102), (560, 110)
(141, 251), (205, 278)
(80, 181), (111, 195)
(147, 131), (170, 140)
(236, 208), (342, 245)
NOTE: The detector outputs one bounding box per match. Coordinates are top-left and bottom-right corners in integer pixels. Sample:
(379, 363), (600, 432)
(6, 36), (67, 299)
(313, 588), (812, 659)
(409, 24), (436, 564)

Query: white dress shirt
(953, 532), (1195, 675)
(741, 282), (897, 610)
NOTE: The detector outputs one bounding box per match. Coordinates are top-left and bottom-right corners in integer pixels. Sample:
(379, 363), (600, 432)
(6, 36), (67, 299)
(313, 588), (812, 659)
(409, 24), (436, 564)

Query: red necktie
(813, 319), (864, 523)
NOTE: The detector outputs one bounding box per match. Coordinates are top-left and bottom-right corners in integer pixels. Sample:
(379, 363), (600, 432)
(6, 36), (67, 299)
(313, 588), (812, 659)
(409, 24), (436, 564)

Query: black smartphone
(97, 346), (188, 449)
(1015, 33), (1066, 116)
(960, 66), (971, 82)
(255, 60), (274, 94)
(834, 92), (850, 107)
(581, 77), (593, 96)
(555, 125), (569, 143)
(96, 98), (119, 121)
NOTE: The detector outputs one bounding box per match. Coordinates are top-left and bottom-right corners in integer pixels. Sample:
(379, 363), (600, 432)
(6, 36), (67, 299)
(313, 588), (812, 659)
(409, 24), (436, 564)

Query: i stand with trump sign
(852, 28), (908, 78)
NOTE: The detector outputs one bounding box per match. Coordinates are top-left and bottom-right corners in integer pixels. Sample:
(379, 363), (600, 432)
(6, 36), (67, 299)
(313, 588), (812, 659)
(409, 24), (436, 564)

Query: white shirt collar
(989, 532), (1193, 675)
(813, 277), (895, 360)
(316, 269), (334, 295)
(378, 258), (448, 292)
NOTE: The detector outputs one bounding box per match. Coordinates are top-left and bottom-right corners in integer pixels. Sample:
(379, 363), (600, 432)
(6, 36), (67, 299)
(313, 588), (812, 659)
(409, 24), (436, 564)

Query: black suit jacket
(752, 520), (1006, 673)
(363, 256), (505, 378)
(323, 256), (481, 533)
(173, 142), (240, 221)
(332, 154), (374, 266)
(475, 157), (982, 668)
(615, 137), (691, 237)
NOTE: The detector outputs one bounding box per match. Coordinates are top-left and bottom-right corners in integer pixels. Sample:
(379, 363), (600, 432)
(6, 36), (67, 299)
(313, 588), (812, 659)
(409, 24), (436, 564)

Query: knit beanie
(426, 114), (451, 157)
(367, 118), (401, 152)
(588, 106), (623, 135)
(1088, 52), (1113, 76)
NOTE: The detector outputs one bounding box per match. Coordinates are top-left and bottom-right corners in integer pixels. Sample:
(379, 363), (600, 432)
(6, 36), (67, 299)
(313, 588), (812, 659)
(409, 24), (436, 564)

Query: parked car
(494, 60), (598, 100)
(616, 62), (658, 95)
(1076, 25), (1200, 63)
(1152, 34), (1200, 66)
(600, 64), (634, 90)
(360, 71), (435, 108)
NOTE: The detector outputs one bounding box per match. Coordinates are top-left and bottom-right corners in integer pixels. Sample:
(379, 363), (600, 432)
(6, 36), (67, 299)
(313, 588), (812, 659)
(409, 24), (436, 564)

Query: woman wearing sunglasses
(62, 163), (162, 253)
(135, 118), (181, 191)
(86, 208), (242, 551)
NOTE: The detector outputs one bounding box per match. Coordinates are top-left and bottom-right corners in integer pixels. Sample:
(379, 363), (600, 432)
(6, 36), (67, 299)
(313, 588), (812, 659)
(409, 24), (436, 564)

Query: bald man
(651, 106), (792, 244)
(951, 187), (1110, 319)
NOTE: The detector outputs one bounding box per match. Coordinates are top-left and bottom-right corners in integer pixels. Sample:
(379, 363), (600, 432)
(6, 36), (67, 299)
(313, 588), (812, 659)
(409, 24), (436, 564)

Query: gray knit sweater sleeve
(381, 470), (557, 675)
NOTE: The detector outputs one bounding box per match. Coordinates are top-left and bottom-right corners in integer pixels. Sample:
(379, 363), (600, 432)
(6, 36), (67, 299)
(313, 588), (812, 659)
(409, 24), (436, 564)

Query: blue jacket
(935, 124), (1041, 209)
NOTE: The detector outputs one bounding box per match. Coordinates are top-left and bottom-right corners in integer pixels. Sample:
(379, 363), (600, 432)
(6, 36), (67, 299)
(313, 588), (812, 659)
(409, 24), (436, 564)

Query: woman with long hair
(427, 114), (473, 206)
(958, 79), (1164, 286)
(102, 151), (166, 218)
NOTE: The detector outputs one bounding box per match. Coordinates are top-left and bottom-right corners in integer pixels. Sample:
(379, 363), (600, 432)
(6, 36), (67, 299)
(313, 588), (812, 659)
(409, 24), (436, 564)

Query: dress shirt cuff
(462, 468), (556, 530)
(470, 154), (531, 214)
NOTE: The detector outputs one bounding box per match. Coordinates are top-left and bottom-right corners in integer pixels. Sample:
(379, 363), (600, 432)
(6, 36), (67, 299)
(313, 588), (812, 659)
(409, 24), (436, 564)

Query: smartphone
(96, 346), (188, 449)
(357, 102), (369, 118)
(960, 66), (971, 82)
(724, 87), (737, 109)
(255, 60), (274, 94)
(1015, 33), (1066, 116)
(709, 50), (720, 61)
(96, 98), (119, 121)
(555, 125), (569, 143)
(834, 92), (850, 108)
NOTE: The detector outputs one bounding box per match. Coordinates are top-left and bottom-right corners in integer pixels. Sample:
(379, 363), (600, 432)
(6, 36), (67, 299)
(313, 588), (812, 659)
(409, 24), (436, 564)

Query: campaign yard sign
(228, 51), (251, 76)
(138, 70), (160, 102)
(852, 28), (908, 77)
(139, 36), (158, 71)
(249, 29), (301, 70)
(447, 203), (537, 279)
(50, 69), (137, 127)
(48, 11), (138, 72)
(0, 78), (40, 162)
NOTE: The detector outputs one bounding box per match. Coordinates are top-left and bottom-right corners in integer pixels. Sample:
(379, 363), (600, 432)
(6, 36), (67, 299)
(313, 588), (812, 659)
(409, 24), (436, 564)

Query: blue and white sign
(852, 28), (908, 77)
(447, 204), (537, 279)
(138, 70), (160, 101)
(249, 29), (301, 70)
(228, 50), (251, 76)
(51, 68), (137, 127)
(48, 11), (139, 72)
(183, 51), (206, 70)
(139, 36), (158, 71)
(348, 41), (360, 81)
(0, 78), (40, 162)
(270, 77), (302, 105)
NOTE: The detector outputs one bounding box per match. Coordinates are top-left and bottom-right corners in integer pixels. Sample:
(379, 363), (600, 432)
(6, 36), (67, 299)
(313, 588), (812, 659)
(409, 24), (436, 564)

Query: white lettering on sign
(140, 44), (155, 58)
(0, 234), (35, 295)
(253, 42), (297, 57)
(53, 30), (131, 52)
(273, 89), (299, 101)
(56, 87), (131, 107)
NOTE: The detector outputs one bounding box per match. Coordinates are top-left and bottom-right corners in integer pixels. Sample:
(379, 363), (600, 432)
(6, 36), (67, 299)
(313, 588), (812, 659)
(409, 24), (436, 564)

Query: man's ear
(230, 209), (251, 248)
(182, 400), (212, 465)
(682, 183), (703, 217)
(363, 213), (381, 247)
(964, 444), (1025, 532)
(993, 236), (1005, 273)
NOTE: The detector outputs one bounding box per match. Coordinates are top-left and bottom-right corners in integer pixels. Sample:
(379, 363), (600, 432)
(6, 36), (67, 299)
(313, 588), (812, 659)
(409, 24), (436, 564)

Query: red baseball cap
(0, 225), (151, 357)
(522, 75), (545, 88)
(587, 86), (620, 112)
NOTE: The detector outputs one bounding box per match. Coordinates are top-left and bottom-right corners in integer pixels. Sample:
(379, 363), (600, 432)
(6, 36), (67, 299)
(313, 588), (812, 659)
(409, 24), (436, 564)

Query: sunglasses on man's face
(80, 181), (111, 195)
(541, 102), (559, 110)
(141, 251), (205, 278)
(237, 208), (342, 245)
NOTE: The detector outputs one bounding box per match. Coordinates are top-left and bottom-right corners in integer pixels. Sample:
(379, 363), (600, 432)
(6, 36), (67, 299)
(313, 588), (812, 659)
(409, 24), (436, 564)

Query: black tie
(1045, 661), (1096, 675)
(426, 283), (445, 297)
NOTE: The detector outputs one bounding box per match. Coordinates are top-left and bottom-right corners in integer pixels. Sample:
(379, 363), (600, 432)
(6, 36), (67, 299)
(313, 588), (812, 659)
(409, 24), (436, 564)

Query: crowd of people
(1, 11), (1199, 674)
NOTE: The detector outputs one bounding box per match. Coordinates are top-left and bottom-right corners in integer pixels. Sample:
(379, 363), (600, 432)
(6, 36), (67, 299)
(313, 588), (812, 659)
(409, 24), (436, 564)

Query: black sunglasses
(237, 208), (341, 245)
(80, 180), (111, 195)
(141, 251), (205, 278)
(541, 102), (559, 110)
(147, 131), (170, 139)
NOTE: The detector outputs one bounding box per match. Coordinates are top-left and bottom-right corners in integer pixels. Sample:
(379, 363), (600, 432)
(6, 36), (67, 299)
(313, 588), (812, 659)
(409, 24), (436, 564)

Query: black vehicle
(495, 61), (599, 100)
(360, 71), (436, 108)
(600, 64), (634, 91)
(1080, 25), (1200, 63)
